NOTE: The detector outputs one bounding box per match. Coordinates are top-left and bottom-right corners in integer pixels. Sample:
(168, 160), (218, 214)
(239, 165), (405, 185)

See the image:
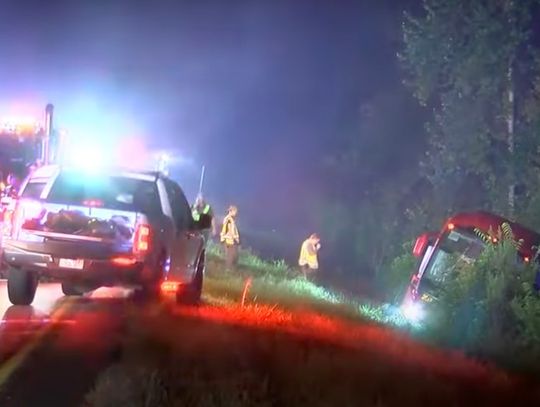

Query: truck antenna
(198, 165), (205, 196)
(43, 103), (54, 165)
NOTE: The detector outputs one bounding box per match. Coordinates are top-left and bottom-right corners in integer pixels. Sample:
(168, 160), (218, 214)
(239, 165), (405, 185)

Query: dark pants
(300, 265), (317, 280)
(225, 244), (238, 270)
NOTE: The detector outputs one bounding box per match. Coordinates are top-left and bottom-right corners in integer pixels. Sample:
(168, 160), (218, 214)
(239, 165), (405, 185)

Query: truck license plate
(59, 258), (84, 270)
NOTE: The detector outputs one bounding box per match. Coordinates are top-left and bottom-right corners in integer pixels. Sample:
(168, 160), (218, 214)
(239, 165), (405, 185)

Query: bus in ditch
(401, 211), (540, 323)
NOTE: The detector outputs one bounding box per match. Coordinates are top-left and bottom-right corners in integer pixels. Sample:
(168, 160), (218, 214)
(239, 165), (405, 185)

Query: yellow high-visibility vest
(192, 204), (210, 222)
(220, 214), (239, 245)
(298, 239), (319, 269)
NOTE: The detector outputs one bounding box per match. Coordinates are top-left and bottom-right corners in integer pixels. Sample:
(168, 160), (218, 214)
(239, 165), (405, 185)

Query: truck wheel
(139, 280), (160, 300)
(7, 268), (38, 306)
(136, 253), (167, 302)
(61, 283), (85, 296)
(177, 252), (204, 305)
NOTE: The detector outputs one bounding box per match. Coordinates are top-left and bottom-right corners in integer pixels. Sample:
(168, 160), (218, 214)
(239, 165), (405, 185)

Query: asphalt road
(0, 281), (134, 407)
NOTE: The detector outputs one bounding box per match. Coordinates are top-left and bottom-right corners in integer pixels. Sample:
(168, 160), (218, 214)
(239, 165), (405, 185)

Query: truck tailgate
(7, 200), (140, 259)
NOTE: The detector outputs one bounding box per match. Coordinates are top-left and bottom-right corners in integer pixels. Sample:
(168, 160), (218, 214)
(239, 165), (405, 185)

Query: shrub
(423, 225), (540, 370)
(377, 240), (417, 303)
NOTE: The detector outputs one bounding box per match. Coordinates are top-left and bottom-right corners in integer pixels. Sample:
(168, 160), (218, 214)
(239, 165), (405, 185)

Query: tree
(401, 0), (540, 219)
(316, 87), (426, 278)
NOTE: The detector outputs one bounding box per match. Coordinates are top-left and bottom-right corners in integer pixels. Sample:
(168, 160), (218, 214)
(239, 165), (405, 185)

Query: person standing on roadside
(220, 205), (240, 270)
(5, 173), (20, 198)
(191, 194), (216, 242)
(298, 233), (321, 279)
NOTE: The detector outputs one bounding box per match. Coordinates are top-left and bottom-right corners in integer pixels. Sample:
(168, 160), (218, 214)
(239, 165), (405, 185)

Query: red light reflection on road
(0, 306), (76, 359)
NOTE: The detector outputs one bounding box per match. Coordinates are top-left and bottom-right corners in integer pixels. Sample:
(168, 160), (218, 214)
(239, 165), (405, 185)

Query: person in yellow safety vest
(191, 194), (216, 239)
(220, 205), (240, 270)
(298, 233), (321, 279)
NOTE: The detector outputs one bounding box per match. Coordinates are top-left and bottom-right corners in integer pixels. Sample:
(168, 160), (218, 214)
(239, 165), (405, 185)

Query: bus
(401, 211), (540, 323)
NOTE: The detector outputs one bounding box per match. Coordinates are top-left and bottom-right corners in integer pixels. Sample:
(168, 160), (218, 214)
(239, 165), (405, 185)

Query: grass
(206, 242), (409, 327)
(84, 302), (540, 406)
(206, 242), (290, 277)
(83, 247), (540, 406)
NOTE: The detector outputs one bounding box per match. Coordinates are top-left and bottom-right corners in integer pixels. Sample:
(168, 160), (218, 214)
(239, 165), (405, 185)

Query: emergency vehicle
(0, 104), (60, 183)
(0, 104), (63, 275)
(402, 211), (540, 323)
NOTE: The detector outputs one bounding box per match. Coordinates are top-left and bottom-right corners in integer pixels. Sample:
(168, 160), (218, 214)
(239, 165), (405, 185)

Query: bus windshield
(422, 228), (486, 286)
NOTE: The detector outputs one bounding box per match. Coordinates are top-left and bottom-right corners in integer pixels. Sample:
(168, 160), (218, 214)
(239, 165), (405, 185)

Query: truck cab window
(21, 181), (47, 199)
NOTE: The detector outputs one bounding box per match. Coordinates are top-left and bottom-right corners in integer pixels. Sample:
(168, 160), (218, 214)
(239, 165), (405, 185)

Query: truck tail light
(111, 256), (137, 266)
(133, 223), (151, 255)
(161, 281), (180, 293)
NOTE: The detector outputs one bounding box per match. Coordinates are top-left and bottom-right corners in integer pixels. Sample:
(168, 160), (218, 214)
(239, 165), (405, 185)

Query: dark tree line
(316, 0), (540, 297)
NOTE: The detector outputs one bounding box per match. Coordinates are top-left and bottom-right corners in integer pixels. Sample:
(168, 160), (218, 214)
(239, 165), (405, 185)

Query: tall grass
(207, 241), (291, 277)
(204, 255), (409, 328)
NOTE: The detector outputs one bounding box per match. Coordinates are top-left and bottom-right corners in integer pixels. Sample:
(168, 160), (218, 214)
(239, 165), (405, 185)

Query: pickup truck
(1, 165), (210, 305)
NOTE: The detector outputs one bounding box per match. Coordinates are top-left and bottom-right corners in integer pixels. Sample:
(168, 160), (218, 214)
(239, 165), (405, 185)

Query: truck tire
(7, 268), (38, 306)
(177, 252), (204, 305)
(61, 282), (85, 296)
(139, 280), (160, 300)
(136, 253), (167, 302)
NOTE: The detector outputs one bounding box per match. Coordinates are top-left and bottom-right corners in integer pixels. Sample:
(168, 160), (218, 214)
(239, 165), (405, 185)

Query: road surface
(0, 281), (133, 407)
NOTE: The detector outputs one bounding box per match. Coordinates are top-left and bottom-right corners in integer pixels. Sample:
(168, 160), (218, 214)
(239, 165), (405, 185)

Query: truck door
(164, 179), (202, 283)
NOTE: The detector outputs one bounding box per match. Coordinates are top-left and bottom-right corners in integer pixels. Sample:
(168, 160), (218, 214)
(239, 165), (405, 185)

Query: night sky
(0, 0), (424, 260)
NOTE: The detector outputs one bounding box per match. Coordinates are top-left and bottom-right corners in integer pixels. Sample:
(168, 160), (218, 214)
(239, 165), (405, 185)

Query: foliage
(237, 248), (290, 278)
(424, 224), (540, 370)
(207, 241), (292, 278)
(376, 240), (417, 302)
(401, 0), (540, 217)
(205, 254), (412, 328)
(314, 81), (429, 281)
